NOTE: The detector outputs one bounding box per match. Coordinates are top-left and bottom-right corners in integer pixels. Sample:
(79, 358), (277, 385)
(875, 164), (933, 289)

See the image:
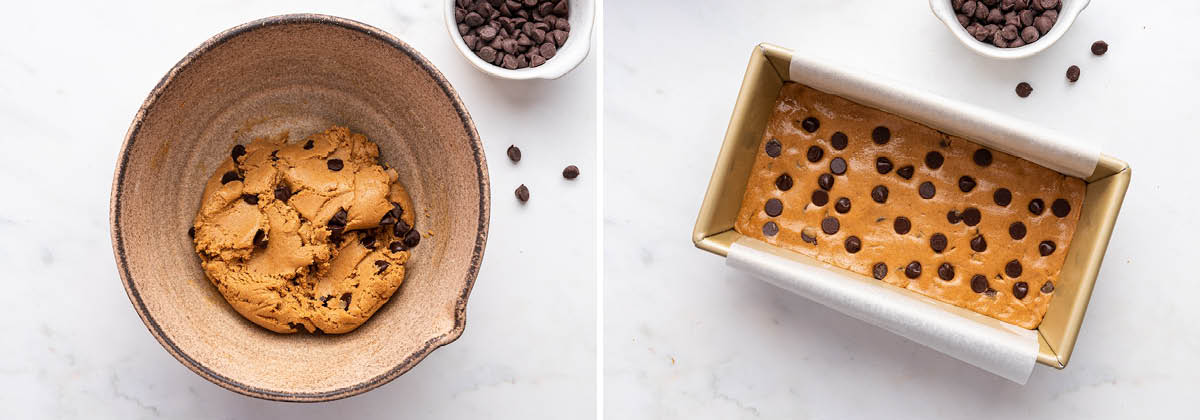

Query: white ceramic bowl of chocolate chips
(931, 0), (1090, 59)
(446, 0), (594, 80)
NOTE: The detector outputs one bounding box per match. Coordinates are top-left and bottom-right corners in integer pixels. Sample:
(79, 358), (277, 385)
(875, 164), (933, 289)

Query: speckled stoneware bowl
(110, 14), (489, 401)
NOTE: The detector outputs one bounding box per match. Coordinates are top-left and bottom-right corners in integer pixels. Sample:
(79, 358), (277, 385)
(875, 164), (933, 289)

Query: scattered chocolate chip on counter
(1066, 65), (1080, 82)
(507, 144), (522, 162)
(1015, 82), (1033, 97)
(954, 0), (1062, 48)
(515, 184), (530, 202)
(562, 164), (580, 179)
(1091, 40), (1108, 55)
(455, 0), (571, 69)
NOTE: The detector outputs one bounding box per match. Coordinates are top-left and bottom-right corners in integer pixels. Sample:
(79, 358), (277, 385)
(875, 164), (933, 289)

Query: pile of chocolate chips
(952, 0), (1062, 48)
(454, 0), (570, 70)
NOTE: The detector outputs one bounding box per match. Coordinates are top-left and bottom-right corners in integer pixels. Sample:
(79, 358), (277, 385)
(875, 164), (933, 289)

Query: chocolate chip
(961, 207), (981, 226)
(1051, 199), (1071, 217)
(925, 151), (945, 169)
(328, 208), (348, 230)
(1008, 222), (1027, 240)
(242, 194), (259, 205)
(817, 173), (834, 191)
(1015, 82), (1033, 98)
(1006, 260), (1023, 278)
(361, 235), (377, 249)
(563, 165), (580, 179)
(971, 274), (989, 293)
(253, 229), (267, 248)
(947, 210), (961, 224)
(389, 241), (405, 253)
(1041, 281), (1055, 294)
(188, 226), (195, 238)
(1091, 40), (1108, 55)
(894, 217), (912, 235)
(811, 190), (829, 207)
(1012, 281), (1029, 299)
(918, 182), (936, 199)
(831, 132), (848, 150)
(930, 233), (948, 253)
(844, 236), (862, 253)
(829, 158), (847, 175)
(1028, 198), (1045, 215)
(821, 217), (840, 235)
(896, 165), (914, 180)
(221, 171), (240, 184)
(829, 198), (850, 214)
(393, 218), (411, 237)
(971, 235), (988, 252)
(762, 221), (779, 236)
(958, 176), (977, 192)
(801, 228), (818, 245)
(1066, 65), (1080, 82)
(800, 117), (820, 133)
(340, 293), (353, 311)
(380, 203), (402, 226)
(507, 145), (522, 162)
(873, 263), (888, 280)
(876, 157), (893, 174)
(1039, 240), (1056, 256)
(303, 140), (314, 150)
(515, 184), (530, 202)
(765, 138), (782, 157)
(403, 229), (421, 248)
(775, 173), (793, 191)
(938, 263), (955, 281)
(806, 146), (824, 162)
(905, 261), (922, 279)
(871, 185), (889, 203)
(327, 159), (344, 171)
(764, 198), (783, 217)
(872, 126), (891, 144)
(231, 144), (246, 162)
(374, 260), (390, 274)
(274, 185), (291, 202)
(973, 149), (993, 166)
(994, 188), (1012, 206)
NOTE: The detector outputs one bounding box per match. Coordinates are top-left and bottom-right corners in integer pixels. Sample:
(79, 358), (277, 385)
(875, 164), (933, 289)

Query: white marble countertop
(1, 1), (594, 418)
(605, 1), (1197, 418)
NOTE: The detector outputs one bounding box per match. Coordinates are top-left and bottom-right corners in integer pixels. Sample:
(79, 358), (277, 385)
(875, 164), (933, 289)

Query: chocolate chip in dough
(328, 208), (348, 230)
(994, 188), (1012, 206)
(830, 158), (847, 175)
(303, 140), (314, 150)
(973, 149), (993, 167)
(831, 132), (849, 150)
(811, 190), (830, 207)
(905, 261), (923, 279)
(327, 159), (344, 171)
(961, 207), (982, 226)
(970, 235), (988, 252)
(821, 217), (840, 235)
(563, 165), (580, 179)
(918, 182), (936, 199)
(1015, 82), (1033, 98)
(807, 146), (824, 162)
(876, 157), (893, 174)
(360, 235), (377, 250)
(1039, 240), (1057, 256)
(1006, 260), (1023, 278)
(507, 145), (522, 162)
(1028, 198), (1046, 215)
(763, 221), (779, 236)
(403, 229), (421, 248)
(817, 173), (835, 191)
(252, 229), (266, 249)
(871, 185), (889, 203)
(242, 194), (259, 205)
(925, 151), (945, 169)
(231, 144), (246, 162)
(872, 126), (891, 145)
(800, 117), (820, 133)
(1012, 281), (1029, 299)
(1091, 40), (1108, 55)
(374, 260), (390, 274)
(775, 173), (794, 191)
(1051, 199), (1071, 217)
(393, 218), (411, 237)
(1041, 281), (1055, 294)
(389, 241), (405, 253)
(220, 171), (240, 184)
(938, 263), (955, 281)
(873, 263), (888, 280)
(958, 176), (977, 192)
(380, 203), (402, 226)
(765, 138), (782, 157)
(930, 233), (948, 253)
(947, 210), (961, 224)
(274, 185), (292, 202)
(1066, 65), (1080, 82)
(896, 165), (915, 180)
(844, 236), (862, 253)
(833, 197), (851, 214)
(764, 198), (784, 217)
(971, 274), (989, 293)
(1009, 222), (1027, 240)
(894, 217), (912, 235)
(188, 226), (195, 238)
(515, 184), (530, 202)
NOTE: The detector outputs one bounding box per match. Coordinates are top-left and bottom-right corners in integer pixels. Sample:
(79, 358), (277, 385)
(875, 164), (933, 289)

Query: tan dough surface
(192, 126), (418, 334)
(735, 83), (1085, 329)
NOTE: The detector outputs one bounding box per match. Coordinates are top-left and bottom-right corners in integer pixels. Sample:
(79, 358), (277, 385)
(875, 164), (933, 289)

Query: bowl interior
(112, 15), (488, 401)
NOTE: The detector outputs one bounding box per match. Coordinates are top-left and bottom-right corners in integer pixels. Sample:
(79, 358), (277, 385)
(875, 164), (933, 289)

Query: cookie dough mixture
(735, 83), (1085, 329)
(191, 126), (421, 334)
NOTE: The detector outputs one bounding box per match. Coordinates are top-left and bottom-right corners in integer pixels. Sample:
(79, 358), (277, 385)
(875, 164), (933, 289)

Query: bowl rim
(109, 13), (490, 402)
(929, 0), (1091, 60)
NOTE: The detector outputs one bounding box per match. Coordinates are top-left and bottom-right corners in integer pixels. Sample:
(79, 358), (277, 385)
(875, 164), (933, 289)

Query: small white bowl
(445, 0), (594, 80)
(930, 0), (1090, 59)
